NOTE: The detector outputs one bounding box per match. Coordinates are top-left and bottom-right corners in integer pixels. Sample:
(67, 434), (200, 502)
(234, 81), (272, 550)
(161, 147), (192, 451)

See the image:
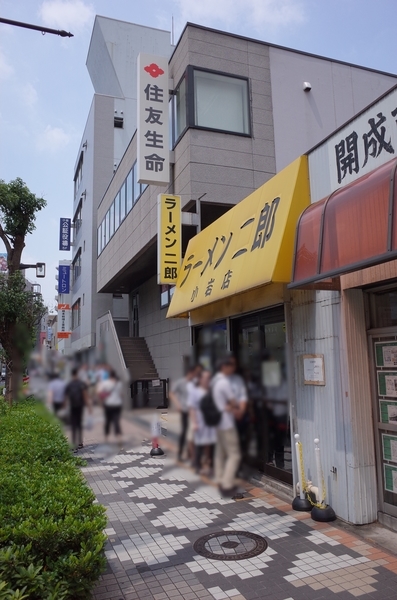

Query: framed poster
(377, 371), (397, 398)
(382, 433), (397, 463)
(384, 463), (397, 493)
(380, 400), (397, 424)
(303, 354), (325, 386)
(375, 341), (397, 368)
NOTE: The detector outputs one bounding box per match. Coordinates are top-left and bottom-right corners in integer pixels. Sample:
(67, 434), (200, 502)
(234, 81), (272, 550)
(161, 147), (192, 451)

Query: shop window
(160, 284), (175, 308)
(72, 298), (81, 329)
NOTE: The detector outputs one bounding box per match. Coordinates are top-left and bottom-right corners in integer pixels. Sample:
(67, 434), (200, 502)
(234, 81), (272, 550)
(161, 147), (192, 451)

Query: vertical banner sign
(137, 53), (169, 186)
(59, 264), (70, 294)
(157, 194), (181, 284)
(59, 218), (71, 251)
(57, 303), (71, 339)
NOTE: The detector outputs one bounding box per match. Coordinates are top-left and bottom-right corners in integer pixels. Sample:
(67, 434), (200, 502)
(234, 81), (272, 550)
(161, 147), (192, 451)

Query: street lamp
(19, 263), (46, 278)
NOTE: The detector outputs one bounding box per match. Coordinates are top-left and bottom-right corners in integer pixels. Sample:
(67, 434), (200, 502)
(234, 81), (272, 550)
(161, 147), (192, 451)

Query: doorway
(231, 306), (292, 485)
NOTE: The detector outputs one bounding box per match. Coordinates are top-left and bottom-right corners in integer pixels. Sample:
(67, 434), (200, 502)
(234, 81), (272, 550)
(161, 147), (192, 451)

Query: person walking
(97, 369), (123, 445)
(212, 355), (242, 498)
(64, 367), (91, 452)
(169, 363), (202, 462)
(188, 370), (216, 474)
(47, 372), (66, 415)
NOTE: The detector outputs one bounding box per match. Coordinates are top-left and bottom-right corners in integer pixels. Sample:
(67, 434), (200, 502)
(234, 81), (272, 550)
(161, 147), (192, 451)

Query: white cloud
(39, 0), (94, 32)
(22, 83), (38, 108)
(175, 0), (305, 34)
(0, 49), (14, 81)
(37, 125), (71, 153)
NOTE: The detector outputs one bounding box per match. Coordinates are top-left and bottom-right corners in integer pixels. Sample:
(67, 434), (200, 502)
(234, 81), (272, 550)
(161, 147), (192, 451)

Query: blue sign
(59, 264), (70, 294)
(59, 218), (71, 251)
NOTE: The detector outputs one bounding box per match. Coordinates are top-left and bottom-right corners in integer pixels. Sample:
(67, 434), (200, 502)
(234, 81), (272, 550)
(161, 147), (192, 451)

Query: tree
(0, 178), (47, 403)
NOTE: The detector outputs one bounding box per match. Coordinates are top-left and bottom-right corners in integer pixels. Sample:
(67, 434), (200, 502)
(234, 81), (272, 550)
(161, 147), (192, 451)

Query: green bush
(0, 399), (107, 599)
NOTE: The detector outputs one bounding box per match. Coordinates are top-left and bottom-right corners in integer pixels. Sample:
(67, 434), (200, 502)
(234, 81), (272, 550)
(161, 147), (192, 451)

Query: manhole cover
(193, 531), (268, 561)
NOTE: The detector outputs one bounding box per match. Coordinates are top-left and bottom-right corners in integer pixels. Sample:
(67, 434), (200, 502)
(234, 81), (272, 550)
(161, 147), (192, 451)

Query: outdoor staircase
(118, 337), (159, 382)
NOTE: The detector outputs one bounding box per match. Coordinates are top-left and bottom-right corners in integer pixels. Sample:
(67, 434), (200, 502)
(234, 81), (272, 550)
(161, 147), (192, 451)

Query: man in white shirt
(212, 356), (242, 497)
(169, 363), (202, 461)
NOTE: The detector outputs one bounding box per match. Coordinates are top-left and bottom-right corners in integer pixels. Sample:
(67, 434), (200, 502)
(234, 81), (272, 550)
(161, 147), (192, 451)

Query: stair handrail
(105, 310), (128, 374)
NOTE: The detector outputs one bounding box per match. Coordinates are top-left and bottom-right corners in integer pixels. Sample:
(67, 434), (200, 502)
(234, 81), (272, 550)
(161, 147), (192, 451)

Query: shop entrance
(368, 287), (397, 520)
(231, 306), (292, 485)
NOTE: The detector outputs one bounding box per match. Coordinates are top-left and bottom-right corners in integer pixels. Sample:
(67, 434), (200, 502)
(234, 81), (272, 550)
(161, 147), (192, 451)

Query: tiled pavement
(74, 410), (397, 600)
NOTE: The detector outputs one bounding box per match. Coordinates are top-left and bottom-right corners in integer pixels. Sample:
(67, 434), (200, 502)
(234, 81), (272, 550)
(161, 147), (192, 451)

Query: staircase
(119, 337), (159, 382)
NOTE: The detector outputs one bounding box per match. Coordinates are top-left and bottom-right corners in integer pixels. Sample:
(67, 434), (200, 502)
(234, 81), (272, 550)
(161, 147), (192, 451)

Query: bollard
(292, 433), (312, 511)
(310, 438), (336, 522)
(150, 413), (164, 456)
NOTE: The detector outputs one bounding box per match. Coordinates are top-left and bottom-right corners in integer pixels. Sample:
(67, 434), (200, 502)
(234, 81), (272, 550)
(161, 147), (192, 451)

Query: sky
(1, 0), (397, 309)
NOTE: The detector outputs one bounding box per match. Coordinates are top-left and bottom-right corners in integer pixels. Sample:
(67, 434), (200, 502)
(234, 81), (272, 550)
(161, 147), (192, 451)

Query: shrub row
(0, 399), (107, 599)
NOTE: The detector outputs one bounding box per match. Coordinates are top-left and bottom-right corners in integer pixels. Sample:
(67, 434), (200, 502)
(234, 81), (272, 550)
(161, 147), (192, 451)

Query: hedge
(0, 399), (107, 599)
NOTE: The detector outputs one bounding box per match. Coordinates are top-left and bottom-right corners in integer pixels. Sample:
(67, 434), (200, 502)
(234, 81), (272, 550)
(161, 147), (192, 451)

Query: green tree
(0, 178), (47, 404)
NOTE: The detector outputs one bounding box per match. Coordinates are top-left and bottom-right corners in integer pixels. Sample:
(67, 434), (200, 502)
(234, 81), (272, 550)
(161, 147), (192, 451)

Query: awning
(289, 158), (397, 289)
(167, 156), (310, 318)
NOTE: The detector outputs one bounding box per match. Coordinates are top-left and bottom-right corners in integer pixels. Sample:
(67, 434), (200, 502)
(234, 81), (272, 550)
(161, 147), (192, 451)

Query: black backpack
(66, 380), (86, 408)
(200, 390), (221, 427)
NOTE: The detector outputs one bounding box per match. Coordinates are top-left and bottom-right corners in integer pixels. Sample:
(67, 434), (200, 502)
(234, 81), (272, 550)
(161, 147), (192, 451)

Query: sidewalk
(75, 409), (397, 600)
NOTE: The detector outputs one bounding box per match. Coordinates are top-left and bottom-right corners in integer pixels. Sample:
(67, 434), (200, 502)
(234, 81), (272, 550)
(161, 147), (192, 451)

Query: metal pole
(0, 17), (73, 37)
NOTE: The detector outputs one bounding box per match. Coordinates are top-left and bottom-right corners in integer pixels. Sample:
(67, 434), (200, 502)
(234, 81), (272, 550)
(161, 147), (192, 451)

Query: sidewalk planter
(0, 399), (107, 599)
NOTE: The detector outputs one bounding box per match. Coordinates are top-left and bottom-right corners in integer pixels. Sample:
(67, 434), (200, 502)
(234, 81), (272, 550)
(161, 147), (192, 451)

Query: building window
(74, 152), (83, 196)
(193, 69), (250, 134)
(120, 182), (126, 222)
(97, 223), (102, 256)
(160, 284), (175, 308)
(72, 298), (81, 329)
(73, 201), (82, 236)
(172, 67), (250, 144)
(72, 248), (82, 282)
(126, 169), (133, 213)
(114, 191), (120, 230)
(175, 75), (187, 140)
(108, 204), (115, 238)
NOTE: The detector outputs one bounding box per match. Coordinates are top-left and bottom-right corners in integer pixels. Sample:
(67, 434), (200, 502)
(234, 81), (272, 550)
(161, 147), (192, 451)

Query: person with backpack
(212, 355), (243, 498)
(188, 370), (216, 474)
(64, 366), (91, 452)
(96, 369), (124, 445)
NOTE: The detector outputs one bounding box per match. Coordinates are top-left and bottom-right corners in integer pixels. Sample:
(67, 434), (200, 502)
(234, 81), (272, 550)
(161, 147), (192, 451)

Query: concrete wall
(138, 276), (191, 381)
(269, 46), (397, 171)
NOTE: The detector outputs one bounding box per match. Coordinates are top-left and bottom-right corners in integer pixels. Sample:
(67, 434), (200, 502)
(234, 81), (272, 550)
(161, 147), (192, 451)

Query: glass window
(74, 201), (82, 236)
(105, 210), (110, 246)
(109, 203), (115, 238)
(120, 182), (126, 222)
(97, 223), (102, 256)
(72, 248), (82, 282)
(72, 298), (81, 329)
(175, 76), (187, 141)
(114, 192), (120, 230)
(160, 285), (175, 308)
(133, 162), (140, 203)
(126, 169), (133, 214)
(193, 70), (249, 134)
(102, 216), (107, 248)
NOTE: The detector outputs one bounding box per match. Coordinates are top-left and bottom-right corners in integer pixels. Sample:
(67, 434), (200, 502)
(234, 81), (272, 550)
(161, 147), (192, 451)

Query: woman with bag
(96, 369), (123, 445)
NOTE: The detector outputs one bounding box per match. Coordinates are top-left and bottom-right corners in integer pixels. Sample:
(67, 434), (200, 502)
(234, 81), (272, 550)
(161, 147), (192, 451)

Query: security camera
(303, 82), (311, 92)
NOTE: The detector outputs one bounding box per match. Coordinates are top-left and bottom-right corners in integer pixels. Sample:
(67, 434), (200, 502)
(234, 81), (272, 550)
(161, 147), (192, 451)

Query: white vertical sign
(137, 53), (169, 186)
